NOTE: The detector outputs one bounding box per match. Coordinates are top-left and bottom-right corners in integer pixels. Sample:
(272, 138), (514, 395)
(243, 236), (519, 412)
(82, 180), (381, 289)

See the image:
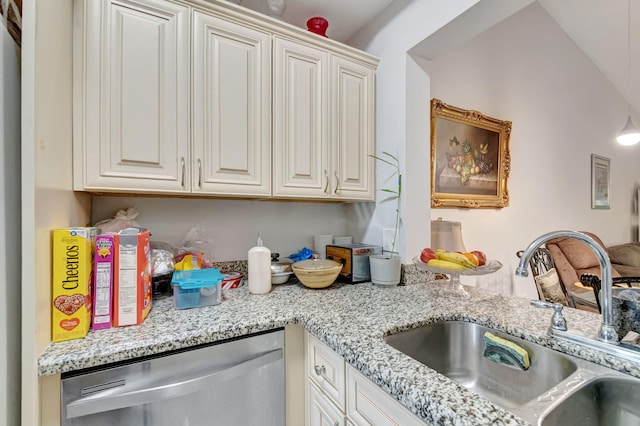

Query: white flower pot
(369, 255), (401, 286)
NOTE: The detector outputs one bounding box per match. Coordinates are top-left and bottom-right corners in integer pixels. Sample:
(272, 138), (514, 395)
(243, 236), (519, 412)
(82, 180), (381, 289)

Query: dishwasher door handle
(65, 347), (283, 419)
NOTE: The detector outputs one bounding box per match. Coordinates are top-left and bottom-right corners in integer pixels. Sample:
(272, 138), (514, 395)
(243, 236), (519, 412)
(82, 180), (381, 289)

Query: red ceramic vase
(307, 17), (329, 37)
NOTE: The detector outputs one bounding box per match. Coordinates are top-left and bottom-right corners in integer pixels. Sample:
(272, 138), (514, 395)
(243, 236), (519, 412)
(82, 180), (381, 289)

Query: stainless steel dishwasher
(61, 329), (285, 426)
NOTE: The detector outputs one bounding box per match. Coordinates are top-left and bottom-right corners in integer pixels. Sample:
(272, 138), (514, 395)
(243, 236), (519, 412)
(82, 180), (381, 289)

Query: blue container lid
(171, 268), (223, 289)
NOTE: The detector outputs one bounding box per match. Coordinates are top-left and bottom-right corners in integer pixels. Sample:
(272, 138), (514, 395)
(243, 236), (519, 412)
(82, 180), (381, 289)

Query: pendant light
(617, 0), (640, 146)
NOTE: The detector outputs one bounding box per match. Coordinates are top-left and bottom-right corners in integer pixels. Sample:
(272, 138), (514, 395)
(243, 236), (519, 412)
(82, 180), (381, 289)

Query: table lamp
(431, 218), (466, 252)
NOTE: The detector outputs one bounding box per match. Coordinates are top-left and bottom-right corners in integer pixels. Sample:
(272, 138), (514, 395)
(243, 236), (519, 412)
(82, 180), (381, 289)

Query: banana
(427, 259), (469, 270)
(435, 249), (476, 269)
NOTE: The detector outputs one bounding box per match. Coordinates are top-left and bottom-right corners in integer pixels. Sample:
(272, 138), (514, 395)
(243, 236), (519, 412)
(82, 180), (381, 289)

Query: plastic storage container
(171, 269), (223, 309)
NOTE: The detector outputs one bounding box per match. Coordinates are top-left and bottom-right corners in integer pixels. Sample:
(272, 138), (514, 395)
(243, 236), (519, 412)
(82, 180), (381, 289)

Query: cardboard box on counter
(51, 227), (97, 342)
(113, 228), (152, 327)
(92, 234), (115, 330)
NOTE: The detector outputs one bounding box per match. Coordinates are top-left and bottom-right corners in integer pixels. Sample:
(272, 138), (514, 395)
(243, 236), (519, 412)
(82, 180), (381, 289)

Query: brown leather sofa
(607, 243), (640, 276)
(546, 232), (640, 312)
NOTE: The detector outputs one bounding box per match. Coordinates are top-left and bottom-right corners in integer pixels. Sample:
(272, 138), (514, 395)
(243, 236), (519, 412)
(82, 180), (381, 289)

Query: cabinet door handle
(314, 364), (326, 377)
(197, 159), (202, 188)
(324, 170), (329, 194)
(180, 157), (185, 188)
(333, 171), (340, 194)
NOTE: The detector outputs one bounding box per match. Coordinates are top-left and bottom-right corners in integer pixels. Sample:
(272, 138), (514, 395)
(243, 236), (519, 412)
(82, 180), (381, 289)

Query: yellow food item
(462, 252), (479, 267)
(427, 259), (469, 270)
(435, 249), (476, 269)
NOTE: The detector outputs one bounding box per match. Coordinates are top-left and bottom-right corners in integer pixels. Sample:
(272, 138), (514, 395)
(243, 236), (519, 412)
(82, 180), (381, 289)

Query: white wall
(0, 22), (21, 426)
(422, 3), (640, 297)
(92, 197), (350, 261)
(22, 0), (91, 424)
(347, 0), (484, 259)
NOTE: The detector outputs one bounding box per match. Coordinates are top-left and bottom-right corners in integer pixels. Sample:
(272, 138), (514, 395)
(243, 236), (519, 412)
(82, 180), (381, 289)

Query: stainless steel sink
(383, 320), (640, 425)
(540, 376), (640, 426)
(383, 321), (577, 408)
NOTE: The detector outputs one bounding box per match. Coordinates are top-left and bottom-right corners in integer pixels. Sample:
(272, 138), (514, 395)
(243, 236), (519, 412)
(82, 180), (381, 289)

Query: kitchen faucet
(516, 230), (618, 345)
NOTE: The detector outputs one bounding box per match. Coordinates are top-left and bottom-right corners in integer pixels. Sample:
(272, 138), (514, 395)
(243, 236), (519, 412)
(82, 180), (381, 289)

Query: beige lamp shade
(431, 219), (466, 252)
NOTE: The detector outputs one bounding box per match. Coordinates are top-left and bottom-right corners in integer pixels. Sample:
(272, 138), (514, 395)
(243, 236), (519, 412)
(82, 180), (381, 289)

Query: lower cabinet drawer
(307, 380), (346, 426)
(307, 333), (346, 410)
(346, 365), (425, 426)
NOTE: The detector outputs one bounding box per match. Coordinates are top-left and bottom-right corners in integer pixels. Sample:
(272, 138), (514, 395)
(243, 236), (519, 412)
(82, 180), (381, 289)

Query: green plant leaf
(371, 151), (401, 258)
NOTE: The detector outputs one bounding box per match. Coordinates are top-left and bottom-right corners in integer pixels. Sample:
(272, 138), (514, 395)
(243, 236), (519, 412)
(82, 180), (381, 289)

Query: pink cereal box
(92, 234), (115, 330)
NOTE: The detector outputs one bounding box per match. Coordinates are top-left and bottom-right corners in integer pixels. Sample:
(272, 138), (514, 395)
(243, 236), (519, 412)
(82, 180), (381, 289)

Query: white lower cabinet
(346, 366), (424, 426)
(305, 332), (426, 426)
(308, 381), (346, 426)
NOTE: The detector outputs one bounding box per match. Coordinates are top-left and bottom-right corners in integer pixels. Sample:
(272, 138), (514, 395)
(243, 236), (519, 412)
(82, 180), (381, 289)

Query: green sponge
(483, 331), (530, 370)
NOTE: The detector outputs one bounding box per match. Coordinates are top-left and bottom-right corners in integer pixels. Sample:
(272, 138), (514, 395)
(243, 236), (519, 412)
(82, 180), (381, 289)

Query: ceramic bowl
(292, 258), (342, 289)
(271, 258), (293, 274)
(221, 271), (243, 290)
(271, 271), (293, 285)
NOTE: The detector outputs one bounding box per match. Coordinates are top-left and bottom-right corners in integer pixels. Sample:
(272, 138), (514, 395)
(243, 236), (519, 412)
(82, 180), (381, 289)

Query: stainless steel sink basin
(540, 376), (640, 426)
(383, 321), (578, 408)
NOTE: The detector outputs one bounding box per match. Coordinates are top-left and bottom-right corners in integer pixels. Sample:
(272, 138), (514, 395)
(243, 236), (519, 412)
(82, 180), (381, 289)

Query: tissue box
(171, 269), (223, 310)
(51, 227), (97, 342)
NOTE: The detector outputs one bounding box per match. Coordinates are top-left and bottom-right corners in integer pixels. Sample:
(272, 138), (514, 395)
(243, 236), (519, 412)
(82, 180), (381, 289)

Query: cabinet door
(308, 381), (346, 426)
(192, 11), (271, 196)
(75, 0), (190, 193)
(346, 365), (425, 426)
(307, 333), (346, 410)
(330, 55), (376, 201)
(273, 37), (329, 198)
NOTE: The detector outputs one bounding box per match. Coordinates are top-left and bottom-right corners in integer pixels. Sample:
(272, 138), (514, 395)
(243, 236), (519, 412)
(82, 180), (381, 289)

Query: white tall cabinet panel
(74, 0), (190, 192)
(192, 11), (271, 196)
(273, 37), (329, 198)
(331, 56), (375, 201)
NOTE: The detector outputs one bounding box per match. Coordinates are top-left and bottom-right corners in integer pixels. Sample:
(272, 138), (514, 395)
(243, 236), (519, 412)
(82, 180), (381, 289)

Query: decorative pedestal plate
(413, 257), (503, 298)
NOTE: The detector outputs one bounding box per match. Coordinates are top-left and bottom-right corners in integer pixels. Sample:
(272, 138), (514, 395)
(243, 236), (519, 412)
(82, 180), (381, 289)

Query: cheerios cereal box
(52, 227), (97, 342)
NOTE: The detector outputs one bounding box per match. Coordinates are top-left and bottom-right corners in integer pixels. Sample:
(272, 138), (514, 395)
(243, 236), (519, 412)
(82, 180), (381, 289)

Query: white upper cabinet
(273, 37), (329, 198)
(73, 0), (190, 193)
(74, 0), (378, 200)
(192, 11), (271, 196)
(273, 39), (376, 201)
(331, 55), (375, 201)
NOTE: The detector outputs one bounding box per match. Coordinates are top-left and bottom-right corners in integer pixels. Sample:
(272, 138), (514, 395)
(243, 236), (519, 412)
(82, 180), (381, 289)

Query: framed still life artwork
(430, 99), (512, 208)
(591, 154), (610, 209)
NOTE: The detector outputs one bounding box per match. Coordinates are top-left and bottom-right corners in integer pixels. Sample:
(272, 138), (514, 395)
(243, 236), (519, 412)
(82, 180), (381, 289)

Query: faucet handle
(530, 300), (568, 331)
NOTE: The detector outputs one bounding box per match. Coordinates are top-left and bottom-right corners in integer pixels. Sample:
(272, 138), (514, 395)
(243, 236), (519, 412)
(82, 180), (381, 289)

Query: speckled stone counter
(39, 279), (640, 426)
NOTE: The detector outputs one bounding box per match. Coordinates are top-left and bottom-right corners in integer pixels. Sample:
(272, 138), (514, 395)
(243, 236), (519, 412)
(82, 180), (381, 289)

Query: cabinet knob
(314, 364), (326, 377)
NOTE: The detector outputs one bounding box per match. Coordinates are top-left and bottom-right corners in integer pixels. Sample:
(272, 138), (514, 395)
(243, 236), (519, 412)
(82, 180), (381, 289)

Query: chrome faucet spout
(517, 230), (618, 344)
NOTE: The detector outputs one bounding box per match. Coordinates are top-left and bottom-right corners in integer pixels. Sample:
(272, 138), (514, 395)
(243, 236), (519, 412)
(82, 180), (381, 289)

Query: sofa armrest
(612, 263), (640, 277)
(608, 243), (640, 269)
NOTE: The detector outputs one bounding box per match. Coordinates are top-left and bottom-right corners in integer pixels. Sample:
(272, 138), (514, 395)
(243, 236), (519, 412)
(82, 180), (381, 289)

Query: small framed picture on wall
(591, 154), (610, 209)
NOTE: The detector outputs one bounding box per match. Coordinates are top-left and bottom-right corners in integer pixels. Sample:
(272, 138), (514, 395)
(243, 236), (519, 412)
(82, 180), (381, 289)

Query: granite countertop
(39, 276), (640, 426)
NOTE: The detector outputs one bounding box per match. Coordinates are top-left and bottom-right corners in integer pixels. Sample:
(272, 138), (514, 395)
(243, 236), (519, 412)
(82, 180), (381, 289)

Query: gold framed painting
(430, 98), (512, 208)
